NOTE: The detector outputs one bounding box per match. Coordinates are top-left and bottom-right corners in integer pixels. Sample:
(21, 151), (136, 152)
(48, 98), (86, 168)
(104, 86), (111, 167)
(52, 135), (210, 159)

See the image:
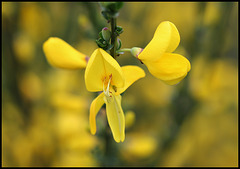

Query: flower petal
(138, 21), (180, 62)
(104, 94), (125, 143)
(89, 92), (105, 135)
(85, 48), (125, 92)
(116, 65), (146, 94)
(43, 37), (87, 69)
(164, 72), (189, 85)
(145, 53), (191, 85)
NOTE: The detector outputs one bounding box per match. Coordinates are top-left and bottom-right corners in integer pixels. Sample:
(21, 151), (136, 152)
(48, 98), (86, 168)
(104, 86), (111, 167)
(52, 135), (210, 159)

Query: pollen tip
(103, 27), (109, 31)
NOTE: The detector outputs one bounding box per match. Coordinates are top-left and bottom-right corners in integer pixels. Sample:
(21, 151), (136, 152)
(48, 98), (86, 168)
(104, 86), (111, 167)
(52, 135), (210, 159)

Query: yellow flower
(136, 21), (191, 85)
(43, 37), (88, 69)
(85, 48), (145, 143)
(120, 133), (157, 160)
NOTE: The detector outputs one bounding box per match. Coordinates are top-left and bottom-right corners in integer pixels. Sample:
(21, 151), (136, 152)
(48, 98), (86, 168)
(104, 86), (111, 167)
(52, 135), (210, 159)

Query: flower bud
(116, 26), (123, 35)
(99, 2), (124, 19)
(102, 27), (111, 42)
(116, 38), (122, 50)
(96, 38), (108, 48)
(99, 2), (124, 13)
(130, 47), (143, 58)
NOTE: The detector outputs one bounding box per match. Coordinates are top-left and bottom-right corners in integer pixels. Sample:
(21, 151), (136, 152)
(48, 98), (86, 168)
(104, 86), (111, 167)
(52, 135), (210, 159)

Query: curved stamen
(106, 76), (112, 95)
(103, 75), (112, 102)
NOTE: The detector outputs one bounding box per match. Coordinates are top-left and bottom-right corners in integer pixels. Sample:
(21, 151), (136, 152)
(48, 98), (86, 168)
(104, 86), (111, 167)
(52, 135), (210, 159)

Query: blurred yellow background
(2, 2), (238, 167)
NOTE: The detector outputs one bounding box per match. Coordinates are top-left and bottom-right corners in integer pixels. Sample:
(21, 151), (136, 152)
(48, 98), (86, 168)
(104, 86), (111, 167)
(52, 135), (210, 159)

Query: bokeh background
(2, 2), (238, 167)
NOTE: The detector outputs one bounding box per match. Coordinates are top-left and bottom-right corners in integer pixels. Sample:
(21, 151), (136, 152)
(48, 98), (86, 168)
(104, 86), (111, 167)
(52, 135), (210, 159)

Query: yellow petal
(85, 48), (125, 92)
(43, 37), (87, 69)
(164, 72), (189, 85)
(145, 53), (191, 85)
(116, 65), (145, 94)
(89, 93), (105, 135)
(138, 21), (180, 62)
(104, 94), (125, 143)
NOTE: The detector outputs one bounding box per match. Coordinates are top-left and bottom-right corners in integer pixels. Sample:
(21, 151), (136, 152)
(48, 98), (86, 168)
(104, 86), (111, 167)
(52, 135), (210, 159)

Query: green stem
(103, 17), (119, 167)
(110, 17), (117, 59)
(117, 48), (131, 52)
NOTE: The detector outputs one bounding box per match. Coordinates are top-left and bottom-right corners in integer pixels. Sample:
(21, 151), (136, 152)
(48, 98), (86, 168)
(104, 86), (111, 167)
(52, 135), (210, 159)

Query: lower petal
(145, 53), (191, 85)
(164, 71), (188, 85)
(89, 93), (105, 135)
(104, 94), (125, 143)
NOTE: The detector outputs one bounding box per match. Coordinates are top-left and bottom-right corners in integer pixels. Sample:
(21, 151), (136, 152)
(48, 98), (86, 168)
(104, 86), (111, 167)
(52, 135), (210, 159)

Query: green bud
(99, 2), (124, 19)
(116, 38), (122, 50)
(116, 26), (123, 35)
(99, 2), (124, 12)
(96, 38), (114, 51)
(130, 47), (143, 58)
(98, 31), (104, 39)
(96, 38), (108, 48)
(102, 27), (111, 42)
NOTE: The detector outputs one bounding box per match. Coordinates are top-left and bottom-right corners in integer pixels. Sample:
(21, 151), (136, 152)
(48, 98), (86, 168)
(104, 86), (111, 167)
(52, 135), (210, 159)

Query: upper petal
(104, 94), (125, 143)
(89, 92), (105, 135)
(145, 53), (191, 85)
(138, 21), (180, 62)
(116, 65), (146, 94)
(43, 37), (87, 69)
(85, 48), (125, 92)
